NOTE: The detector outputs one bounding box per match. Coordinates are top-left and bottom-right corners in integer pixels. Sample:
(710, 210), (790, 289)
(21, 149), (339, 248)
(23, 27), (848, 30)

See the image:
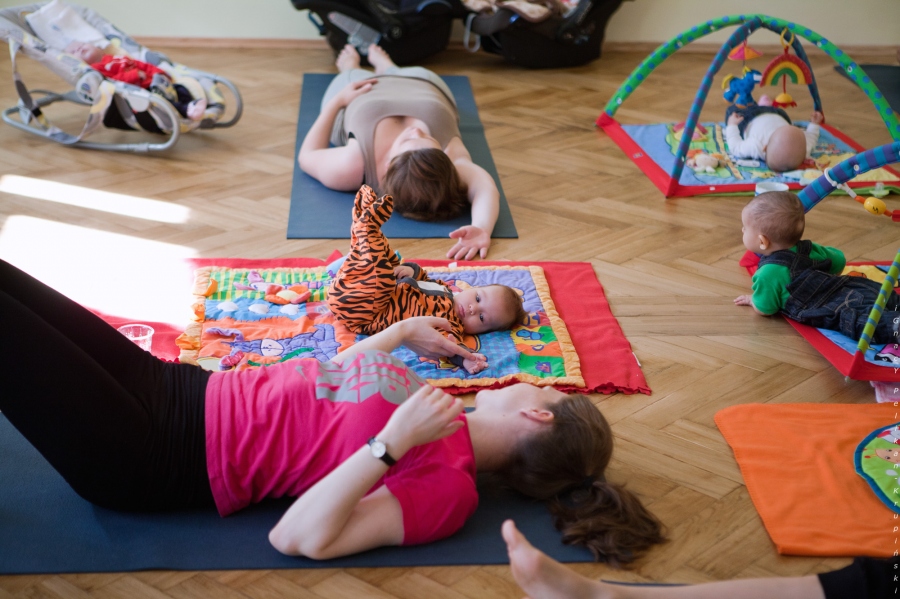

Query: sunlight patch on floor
(0, 216), (196, 325)
(0, 175), (190, 224)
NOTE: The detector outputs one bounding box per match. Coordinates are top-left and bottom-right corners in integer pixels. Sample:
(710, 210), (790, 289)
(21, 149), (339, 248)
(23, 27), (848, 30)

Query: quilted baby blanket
(176, 257), (649, 395)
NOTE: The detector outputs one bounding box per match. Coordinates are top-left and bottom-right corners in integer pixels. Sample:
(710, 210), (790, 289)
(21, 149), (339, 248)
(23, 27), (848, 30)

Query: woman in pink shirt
(0, 258), (664, 565)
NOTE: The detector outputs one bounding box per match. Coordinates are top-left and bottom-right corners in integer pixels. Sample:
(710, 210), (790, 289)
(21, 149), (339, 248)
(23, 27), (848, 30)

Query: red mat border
(183, 256), (650, 396)
(597, 113), (900, 198)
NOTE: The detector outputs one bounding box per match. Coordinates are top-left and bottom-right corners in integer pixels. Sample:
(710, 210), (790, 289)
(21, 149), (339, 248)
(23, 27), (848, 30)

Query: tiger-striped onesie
(327, 185), (466, 346)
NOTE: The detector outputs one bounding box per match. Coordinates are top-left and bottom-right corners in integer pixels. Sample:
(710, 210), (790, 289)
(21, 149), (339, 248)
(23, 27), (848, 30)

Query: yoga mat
(835, 64), (900, 116)
(715, 403), (897, 557)
(0, 414), (592, 574)
(287, 73), (518, 239)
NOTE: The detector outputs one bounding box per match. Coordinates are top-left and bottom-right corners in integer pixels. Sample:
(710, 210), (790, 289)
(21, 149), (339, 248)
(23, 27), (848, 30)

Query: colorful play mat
(597, 14), (900, 197)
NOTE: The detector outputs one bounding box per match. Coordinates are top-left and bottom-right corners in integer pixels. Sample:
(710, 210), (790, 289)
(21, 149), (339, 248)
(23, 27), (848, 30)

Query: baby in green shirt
(735, 191), (900, 344)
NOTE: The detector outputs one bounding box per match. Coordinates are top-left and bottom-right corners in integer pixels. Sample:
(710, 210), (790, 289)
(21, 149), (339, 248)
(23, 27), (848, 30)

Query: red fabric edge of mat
(182, 256), (650, 396)
(740, 251), (900, 381)
(598, 115), (900, 198)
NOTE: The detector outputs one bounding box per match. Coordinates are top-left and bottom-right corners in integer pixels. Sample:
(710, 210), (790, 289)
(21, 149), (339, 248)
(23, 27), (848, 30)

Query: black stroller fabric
(468, 0), (623, 68)
(292, 0), (465, 65)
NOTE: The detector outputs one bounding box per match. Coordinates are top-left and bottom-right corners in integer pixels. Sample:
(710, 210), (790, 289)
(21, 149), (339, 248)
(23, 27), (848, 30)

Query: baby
(735, 191), (900, 343)
(725, 105), (824, 172)
(64, 41), (206, 121)
(327, 185), (526, 374)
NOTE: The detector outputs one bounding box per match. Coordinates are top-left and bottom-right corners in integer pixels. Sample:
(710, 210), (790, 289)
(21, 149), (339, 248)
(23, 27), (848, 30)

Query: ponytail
(549, 478), (666, 566)
(498, 395), (666, 566)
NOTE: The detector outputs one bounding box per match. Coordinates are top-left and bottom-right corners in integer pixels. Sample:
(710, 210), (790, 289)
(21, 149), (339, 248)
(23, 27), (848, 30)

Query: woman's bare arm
(330, 317), (477, 364)
(297, 80), (374, 191)
(445, 137), (499, 260)
(268, 386), (464, 559)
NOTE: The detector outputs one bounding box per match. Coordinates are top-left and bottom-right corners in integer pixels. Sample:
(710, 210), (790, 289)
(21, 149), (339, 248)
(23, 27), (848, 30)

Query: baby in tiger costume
(327, 185), (526, 374)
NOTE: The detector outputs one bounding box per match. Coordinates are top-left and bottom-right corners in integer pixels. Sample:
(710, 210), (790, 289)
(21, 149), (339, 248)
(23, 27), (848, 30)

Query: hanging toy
(727, 40), (763, 66)
(836, 179), (900, 221)
(760, 29), (813, 108)
(722, 66), (762, 108)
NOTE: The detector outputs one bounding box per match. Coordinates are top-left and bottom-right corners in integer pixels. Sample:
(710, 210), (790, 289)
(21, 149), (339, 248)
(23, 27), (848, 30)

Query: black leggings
(819, 556), (900, 599)
(0, 259), (214, 511)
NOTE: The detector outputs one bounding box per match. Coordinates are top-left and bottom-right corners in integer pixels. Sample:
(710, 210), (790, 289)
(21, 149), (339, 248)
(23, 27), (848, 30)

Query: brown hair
(382, 148), (469, 222)
(498, 395), (666, 566)
(746, 191), (805, 246)
(492, 285), (528, 331)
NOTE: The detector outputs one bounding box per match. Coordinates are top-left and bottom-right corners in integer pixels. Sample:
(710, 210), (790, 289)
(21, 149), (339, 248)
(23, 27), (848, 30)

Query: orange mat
(715, 402), (898, 557)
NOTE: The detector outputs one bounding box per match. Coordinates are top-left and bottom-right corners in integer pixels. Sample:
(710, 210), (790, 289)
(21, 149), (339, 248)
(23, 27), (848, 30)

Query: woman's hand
(396, 317), (478, 361)
(379, 385), (465, 456)
(330, 316), (478, 364)
(447, 225), (491, 261)
(329, 78), (378, 110)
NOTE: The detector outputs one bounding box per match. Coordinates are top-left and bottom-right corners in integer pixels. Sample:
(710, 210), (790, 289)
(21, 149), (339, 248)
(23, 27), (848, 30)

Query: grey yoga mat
(287, 73), (518, 239)
(0, 414), (591, 574)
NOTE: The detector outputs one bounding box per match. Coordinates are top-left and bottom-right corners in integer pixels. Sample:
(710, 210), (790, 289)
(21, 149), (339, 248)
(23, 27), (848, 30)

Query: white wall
(1, 0), (898, 46)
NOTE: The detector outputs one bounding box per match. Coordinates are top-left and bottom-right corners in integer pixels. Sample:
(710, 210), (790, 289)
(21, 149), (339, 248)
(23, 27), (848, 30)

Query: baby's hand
(463, 353), (488, 374)
(393, 265), (414, 280)
(727, 113), (744, 127)
(734, 295), (753, 306)
(810, 111), (825, 125)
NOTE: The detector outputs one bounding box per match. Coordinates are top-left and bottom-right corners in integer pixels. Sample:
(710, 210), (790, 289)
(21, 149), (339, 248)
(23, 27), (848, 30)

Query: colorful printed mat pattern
(621, 121), (900, 189)
(178, 264), (584, 390)
(856, 422), (900, 514)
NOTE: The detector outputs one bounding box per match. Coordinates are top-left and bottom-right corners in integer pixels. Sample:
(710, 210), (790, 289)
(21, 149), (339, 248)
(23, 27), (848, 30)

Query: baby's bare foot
(336, 44), (361, 72)
(367, 44), (397, 74)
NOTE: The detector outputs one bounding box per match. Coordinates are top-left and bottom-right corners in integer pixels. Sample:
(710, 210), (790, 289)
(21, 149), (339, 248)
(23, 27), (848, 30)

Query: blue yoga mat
(287, 73), (518, 239)
(0, 415), (590, 574)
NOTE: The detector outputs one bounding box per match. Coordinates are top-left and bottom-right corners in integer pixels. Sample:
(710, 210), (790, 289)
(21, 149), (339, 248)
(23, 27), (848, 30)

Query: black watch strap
(368, 437), (397, 466)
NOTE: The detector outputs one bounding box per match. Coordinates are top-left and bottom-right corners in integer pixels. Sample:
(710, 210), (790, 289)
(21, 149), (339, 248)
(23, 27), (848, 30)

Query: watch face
(370, 439), (386, 458)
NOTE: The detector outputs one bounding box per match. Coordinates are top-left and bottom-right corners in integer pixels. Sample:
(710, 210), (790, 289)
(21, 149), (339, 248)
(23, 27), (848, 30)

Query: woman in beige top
(298, 45), (500, 260)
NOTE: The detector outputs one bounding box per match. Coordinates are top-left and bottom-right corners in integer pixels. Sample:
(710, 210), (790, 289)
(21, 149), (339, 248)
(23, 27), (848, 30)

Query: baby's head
(741, 191), (805, 254)
(765, 125), (808, 172)
(65, 41), (104, 64)
(454, 284), (526, 335)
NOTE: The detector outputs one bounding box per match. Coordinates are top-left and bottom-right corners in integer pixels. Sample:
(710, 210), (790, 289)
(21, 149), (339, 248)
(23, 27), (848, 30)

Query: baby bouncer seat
(0, 1), (243, 152)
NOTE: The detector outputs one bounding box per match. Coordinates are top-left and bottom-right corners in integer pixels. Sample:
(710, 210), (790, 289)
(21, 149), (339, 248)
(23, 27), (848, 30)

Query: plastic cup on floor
(117, 324), (154, 352)
(754, 181), (790, 196)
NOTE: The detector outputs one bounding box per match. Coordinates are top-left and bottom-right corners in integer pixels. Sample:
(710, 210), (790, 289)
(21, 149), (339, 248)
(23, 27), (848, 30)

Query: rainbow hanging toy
(761, 29), (813, 108)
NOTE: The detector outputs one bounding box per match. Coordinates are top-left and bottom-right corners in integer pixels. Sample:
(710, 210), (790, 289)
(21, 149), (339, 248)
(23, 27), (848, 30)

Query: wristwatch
(367, 437), (397, 466)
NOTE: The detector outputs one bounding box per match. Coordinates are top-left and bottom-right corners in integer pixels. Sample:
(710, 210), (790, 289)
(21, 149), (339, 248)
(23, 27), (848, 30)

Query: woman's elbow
(269, 526), (302, 556)
(268, 526), (332, 559)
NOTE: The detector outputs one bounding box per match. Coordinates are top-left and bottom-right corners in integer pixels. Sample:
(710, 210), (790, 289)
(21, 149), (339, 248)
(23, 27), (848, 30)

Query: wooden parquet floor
(0, 41), (897, 597)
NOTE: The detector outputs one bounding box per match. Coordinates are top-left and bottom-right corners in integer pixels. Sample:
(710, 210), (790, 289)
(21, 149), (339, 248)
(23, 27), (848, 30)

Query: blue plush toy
(722, 68), (762, 108)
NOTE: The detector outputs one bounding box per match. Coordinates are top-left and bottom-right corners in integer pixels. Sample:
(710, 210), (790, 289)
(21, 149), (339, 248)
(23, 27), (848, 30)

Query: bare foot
(336, 44), (361, 72)
(367, 44), (397, 74)
(503, 520), (611, 599)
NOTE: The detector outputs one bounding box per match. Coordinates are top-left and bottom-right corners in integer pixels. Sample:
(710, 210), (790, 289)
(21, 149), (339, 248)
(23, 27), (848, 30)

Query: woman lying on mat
(0, 259), (663, 562)
(298, 44), (499, 261)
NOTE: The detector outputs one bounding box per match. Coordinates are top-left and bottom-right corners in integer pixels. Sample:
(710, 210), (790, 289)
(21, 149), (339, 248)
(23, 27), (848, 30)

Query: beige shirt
(336, 76), (460, 193)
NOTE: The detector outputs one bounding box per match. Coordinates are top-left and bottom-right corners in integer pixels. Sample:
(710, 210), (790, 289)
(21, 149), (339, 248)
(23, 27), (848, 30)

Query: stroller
(0, 2), (243, 152)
